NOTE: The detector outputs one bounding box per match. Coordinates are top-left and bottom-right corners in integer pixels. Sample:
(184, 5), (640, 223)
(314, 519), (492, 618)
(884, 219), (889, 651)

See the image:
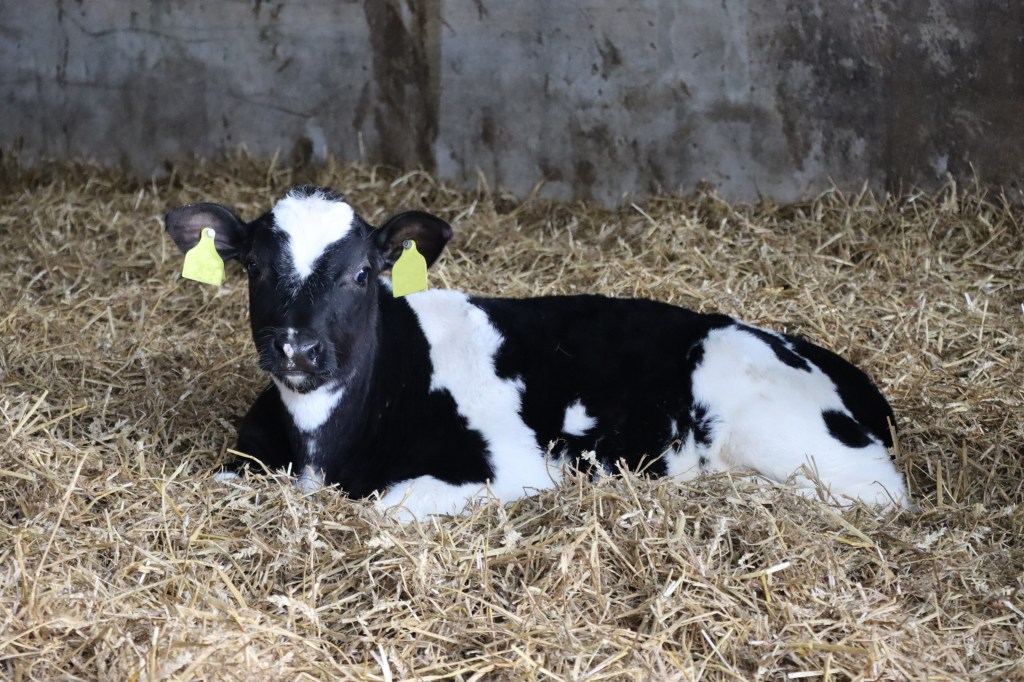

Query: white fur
(562, 399), (597, 437)
(665, 325), (907, 507)
(272, 190), (355, 280)
(378, 476), (490, 522)
(401, 290), (562, 516)
(216, 435), (325, 493)
(273, 379), (345, 434)
(296, 465), (325, 494)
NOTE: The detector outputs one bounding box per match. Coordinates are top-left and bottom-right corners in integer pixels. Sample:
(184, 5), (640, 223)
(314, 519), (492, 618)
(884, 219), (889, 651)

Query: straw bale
(1, 155), (1022, 681)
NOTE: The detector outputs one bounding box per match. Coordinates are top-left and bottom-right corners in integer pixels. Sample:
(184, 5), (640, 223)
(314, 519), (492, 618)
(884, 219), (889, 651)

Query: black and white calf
(165, 187), (908, 519)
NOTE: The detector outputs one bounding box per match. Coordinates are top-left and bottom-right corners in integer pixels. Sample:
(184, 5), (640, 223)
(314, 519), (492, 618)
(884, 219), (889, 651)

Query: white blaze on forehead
(272, 190), (356, 280)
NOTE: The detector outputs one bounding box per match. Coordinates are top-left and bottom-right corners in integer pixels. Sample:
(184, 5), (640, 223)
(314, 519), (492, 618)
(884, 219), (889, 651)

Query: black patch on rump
(822, 409), (873, 448)
(738, 325), (811, 372)
(690, 402), (715, 446)
(742, 323), (897, 449)
(789, 336), (897, 448)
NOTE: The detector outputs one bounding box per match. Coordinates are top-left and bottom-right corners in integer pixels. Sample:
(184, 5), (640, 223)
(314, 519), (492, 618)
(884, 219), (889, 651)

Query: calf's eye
(354, 267), (370, 286)
(245, 258), (261, 278)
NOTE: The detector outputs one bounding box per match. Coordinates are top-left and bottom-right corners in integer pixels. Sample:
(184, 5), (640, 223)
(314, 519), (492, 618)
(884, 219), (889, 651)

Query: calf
(165, 186), (908, 519)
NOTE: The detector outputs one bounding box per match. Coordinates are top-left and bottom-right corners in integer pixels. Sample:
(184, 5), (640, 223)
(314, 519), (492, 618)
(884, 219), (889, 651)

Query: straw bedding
(1, 156), (1021, 681)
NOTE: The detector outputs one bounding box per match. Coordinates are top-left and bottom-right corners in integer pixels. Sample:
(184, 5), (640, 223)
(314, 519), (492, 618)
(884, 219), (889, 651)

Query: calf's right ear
(375, 211), (453, 269)
(165, 203), (248, 260)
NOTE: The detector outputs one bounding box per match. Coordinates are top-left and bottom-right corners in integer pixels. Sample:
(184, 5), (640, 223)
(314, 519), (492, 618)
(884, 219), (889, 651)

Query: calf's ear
(165, 203), (248, 260)
(374, 211), (453, 269)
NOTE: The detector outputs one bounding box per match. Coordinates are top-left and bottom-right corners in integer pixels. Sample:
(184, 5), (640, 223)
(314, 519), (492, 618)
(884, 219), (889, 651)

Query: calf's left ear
(375, 211), (453, 269)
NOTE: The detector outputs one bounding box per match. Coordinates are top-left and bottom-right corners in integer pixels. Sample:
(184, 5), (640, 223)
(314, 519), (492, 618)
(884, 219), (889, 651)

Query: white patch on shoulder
(405, 290), (561, 504)
(272, 189), (355, 280)
(273, 379), (345, 433)
(378, 475), (490, 522)
(562, 399), (597, 437)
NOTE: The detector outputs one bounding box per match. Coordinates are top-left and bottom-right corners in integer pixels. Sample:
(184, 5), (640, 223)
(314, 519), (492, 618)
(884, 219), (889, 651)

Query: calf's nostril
(292, 338), (323, 369)
(272, 335), (290, 358)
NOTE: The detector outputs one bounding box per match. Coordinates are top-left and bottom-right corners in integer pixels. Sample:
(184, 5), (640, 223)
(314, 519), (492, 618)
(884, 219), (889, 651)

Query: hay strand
(1, 155), (1021, 680)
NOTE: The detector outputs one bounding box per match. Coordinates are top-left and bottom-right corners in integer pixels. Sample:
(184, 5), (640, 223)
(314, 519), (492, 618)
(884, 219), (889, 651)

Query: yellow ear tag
(181, 227), (225, 287)
(391, 240), (428, 297)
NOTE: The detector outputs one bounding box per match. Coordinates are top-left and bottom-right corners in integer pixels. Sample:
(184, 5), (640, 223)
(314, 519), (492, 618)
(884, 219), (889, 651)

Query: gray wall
(3, 1), (1022, 204)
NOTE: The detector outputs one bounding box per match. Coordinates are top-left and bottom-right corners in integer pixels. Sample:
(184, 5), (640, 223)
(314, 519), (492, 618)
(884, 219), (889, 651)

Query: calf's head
(165, 186), (452, 393)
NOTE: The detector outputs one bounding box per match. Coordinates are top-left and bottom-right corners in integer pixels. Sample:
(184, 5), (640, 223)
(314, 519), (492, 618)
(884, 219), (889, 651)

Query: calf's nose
(274, 332), (324, 373)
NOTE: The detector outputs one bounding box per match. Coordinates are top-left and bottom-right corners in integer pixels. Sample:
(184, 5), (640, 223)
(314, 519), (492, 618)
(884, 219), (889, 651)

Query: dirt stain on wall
(363, 0), (441, 173)
(769, 0), (1024, 197)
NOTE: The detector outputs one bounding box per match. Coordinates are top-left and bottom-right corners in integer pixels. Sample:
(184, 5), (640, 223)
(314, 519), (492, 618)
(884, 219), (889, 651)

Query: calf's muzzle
(270, 330), (325, 375)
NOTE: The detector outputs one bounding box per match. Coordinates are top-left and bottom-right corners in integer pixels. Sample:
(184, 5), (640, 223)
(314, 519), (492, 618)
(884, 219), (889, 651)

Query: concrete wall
(2, 1), (1022, 204)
